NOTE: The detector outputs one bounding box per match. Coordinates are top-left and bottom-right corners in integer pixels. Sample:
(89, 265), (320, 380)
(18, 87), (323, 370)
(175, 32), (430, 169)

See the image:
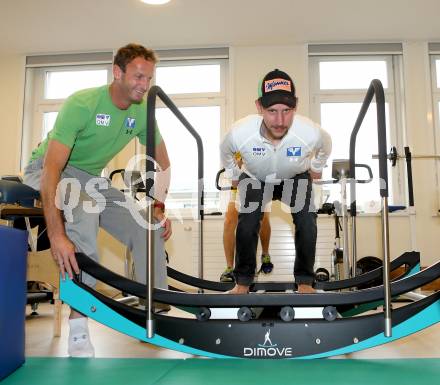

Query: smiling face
(112, 56), (155, 107)
(256, 100), (296, 142)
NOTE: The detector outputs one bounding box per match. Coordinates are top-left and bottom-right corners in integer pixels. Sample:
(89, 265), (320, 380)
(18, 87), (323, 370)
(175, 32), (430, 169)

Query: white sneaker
(67, 317), (95, 358)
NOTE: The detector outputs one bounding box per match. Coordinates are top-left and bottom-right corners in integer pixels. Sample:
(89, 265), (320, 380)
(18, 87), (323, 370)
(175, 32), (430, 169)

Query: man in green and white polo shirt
(24, 43), (171, 357)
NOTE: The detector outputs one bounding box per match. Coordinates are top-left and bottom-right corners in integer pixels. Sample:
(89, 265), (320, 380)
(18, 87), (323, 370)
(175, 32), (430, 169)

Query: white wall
(230, 44), (309, 118)
(401, 42), (440, 265)
(0, 55), (25, 175)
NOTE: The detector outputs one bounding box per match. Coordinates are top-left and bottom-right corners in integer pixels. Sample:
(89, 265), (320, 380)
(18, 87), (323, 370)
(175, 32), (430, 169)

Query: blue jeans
(234, 172), (317, 286)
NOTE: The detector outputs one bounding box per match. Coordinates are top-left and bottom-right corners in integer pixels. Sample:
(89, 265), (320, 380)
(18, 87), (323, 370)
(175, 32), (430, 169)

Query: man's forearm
(311, 127), (332, 173)
(154, 165), (170, 204)
(40, 168), (66, 240)
(220, 138), (241, 182)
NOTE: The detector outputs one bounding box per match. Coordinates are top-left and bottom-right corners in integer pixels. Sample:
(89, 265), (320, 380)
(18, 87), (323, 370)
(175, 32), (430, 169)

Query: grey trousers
(23, 158), (167, 289)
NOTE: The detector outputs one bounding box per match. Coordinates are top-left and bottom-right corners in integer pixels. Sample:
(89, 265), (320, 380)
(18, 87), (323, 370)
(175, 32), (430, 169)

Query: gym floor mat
(3, 357), (440, 385)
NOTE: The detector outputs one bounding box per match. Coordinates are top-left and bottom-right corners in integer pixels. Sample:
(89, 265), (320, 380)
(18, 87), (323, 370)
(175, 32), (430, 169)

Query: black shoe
(259, 254), (274, 274)
(220, 267), (234, 282)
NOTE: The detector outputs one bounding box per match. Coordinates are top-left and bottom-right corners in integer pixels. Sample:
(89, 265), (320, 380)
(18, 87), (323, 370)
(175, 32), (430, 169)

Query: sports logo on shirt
(252, 147), (266, 156)
(287, 147), (301, 157)
(96, 114), (111, 127)
(125, 117), (136, 134)
(125, 117), (136, 129)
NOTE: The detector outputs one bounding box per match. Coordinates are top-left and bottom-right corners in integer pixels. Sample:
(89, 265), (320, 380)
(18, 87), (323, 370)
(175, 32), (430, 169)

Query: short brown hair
(113, 43), (158, 72)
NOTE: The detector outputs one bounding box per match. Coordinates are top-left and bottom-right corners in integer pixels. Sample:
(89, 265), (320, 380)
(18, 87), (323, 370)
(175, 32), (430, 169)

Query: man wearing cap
(220, 69), (332, 294)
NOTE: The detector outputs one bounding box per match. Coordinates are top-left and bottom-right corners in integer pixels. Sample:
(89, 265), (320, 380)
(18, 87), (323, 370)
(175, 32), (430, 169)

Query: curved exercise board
(74, 252), (419, 294)
(60, 278), (228, 358)
(74, 251), (440, 308)
(60, 278), (440, 359)
(166, 251), (420, 292)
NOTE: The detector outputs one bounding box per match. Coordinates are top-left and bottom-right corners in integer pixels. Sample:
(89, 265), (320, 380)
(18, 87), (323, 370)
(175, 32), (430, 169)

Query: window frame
(309, 54), (406, 207)
(21, 54), (229, 211)
(154, 59), (226, 98)
(139, 58), (228, 208)
(21, 63), (112, 167)
(430, 54), (440, 209)
(431, 55), (440, 146)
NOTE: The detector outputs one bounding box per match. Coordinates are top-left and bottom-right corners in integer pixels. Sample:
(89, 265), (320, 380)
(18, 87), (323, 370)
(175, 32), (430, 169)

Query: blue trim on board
(60, 279), (229, 358)
(60, 277), (440, 359)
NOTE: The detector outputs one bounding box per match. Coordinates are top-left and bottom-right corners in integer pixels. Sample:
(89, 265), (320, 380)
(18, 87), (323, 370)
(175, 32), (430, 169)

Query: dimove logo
(243, 329), (293, 357)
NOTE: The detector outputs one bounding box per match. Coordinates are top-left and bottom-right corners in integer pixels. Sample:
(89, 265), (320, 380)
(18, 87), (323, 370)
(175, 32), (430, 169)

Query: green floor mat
(3, 358), (179, 385)
(3, 357), (440, 385)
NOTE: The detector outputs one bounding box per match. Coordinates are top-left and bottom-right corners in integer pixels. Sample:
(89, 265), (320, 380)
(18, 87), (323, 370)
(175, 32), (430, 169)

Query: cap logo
(264, 78), (291, 93)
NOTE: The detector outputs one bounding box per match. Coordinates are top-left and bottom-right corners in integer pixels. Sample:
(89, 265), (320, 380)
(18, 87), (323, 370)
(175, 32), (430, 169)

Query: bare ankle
(228, 284), (249, 294)
(297, 284), (316, 294)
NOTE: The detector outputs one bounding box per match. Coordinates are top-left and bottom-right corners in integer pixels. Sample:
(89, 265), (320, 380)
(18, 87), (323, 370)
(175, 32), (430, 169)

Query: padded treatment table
(0, 179), (61, 337)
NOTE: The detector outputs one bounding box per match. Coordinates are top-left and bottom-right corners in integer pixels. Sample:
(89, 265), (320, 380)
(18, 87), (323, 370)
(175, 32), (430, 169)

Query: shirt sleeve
(310, 125), (332, 173)
(220, 129), (241, 181)
(49, 95), (90, 148)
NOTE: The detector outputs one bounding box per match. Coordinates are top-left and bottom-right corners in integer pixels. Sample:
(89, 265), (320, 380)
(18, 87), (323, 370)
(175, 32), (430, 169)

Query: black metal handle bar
(315, 163), (373, 185)
(355, 163), (373, 184)
(147, 86), (204, 215)
(146, 85), (205, 337)
(349, 79), (388, 215)
(215, 168), (237, 191)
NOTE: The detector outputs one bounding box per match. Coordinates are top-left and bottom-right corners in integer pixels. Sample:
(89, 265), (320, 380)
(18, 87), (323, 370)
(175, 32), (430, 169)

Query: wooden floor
(25, 302), (440, 359)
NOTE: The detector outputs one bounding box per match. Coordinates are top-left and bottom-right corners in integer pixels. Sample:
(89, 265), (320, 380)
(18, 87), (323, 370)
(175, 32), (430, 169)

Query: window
(309, 46), (405, 210)
(45, 69), (108, 99)
(431, 54), (440, 141)
(319, 60), (389, 90)
(430, 52), (440, 206)
(435, 58), (440, 88)
(21, 50), (229, 212)
(152, 60), (228, 209)
(42, 111), (59, 141)
(155, 64), (220, 94)
(21, 53), (113, 168)
(37, 68), (110, 139)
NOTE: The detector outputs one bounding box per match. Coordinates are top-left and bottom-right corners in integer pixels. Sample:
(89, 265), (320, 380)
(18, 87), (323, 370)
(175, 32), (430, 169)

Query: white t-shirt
(220, 114), (332, 182)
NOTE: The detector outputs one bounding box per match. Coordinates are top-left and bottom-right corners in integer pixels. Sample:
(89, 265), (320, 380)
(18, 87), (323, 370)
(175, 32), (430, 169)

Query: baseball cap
(258, 69), (297, 108)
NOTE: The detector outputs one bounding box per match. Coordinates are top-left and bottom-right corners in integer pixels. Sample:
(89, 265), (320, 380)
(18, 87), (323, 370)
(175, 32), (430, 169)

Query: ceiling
(1, 0), (440, 55)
